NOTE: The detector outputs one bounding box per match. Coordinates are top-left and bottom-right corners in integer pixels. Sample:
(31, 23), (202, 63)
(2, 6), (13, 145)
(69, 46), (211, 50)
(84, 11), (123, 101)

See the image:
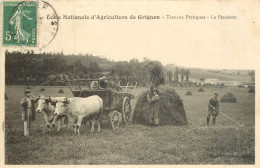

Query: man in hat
(100, 76), (108, 89)
(20, 89), (38, 136)
(207, 93), (220, 125)
(147, 88), (160, 126)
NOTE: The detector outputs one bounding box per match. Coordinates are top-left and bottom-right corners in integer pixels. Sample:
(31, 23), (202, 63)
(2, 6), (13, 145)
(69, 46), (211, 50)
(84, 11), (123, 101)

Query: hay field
(4, 85), (254, 164)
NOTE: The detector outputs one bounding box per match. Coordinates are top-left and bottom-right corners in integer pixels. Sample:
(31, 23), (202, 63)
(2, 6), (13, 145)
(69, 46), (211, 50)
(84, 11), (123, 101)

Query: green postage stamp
(2, 1), (38, 46)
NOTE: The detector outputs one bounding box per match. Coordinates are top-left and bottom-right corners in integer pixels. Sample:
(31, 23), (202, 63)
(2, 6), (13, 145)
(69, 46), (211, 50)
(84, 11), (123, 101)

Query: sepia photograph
(1, 0), (259, 166)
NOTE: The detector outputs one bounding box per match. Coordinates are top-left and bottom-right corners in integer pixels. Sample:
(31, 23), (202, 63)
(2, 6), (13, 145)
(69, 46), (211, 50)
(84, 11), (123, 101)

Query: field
(165, 64), (252, 82)
(5, 85), (255, 164)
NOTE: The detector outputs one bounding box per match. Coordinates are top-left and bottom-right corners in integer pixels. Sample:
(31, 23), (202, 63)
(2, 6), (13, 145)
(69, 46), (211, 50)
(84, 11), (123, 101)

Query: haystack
(40, 88), (45, 91)
(185, 91), (192, 96)
(220, 92), (237, 103)
(248, 88), (255, 93)
(132, 88), (187, 126)
(58, 88), (64, 93)
(198, 88), (204, 92)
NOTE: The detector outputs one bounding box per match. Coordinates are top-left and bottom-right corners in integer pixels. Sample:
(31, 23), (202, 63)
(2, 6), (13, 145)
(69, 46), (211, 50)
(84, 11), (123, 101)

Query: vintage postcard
(0, 0), (259, 167)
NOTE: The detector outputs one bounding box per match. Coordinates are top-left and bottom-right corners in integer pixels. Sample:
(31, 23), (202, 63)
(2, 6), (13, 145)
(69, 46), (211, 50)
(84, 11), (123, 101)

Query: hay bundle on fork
(134, 60), (187, 126)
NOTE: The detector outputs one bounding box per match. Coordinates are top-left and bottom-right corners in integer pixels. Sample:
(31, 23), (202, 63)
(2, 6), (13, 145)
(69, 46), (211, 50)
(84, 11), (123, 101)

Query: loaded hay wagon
(65, 78), (136, 129)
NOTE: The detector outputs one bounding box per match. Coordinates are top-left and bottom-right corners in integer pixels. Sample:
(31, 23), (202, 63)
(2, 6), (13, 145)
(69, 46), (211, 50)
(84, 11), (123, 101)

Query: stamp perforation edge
(1, 0), (39, 48)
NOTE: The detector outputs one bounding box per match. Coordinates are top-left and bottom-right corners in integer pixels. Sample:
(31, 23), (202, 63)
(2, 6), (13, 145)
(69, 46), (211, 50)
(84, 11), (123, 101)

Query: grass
(165, 65), (251, 82)
(5, 85), (255, 164)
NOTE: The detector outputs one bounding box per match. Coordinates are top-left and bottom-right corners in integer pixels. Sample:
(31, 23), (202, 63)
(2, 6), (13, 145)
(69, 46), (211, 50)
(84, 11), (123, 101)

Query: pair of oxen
(31, 94), (103, 135)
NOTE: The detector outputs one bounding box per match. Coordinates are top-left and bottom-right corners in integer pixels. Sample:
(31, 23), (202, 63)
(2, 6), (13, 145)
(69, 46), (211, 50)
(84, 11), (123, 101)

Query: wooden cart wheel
(109, 110), (120, 130)
(122, 97), (132, 125)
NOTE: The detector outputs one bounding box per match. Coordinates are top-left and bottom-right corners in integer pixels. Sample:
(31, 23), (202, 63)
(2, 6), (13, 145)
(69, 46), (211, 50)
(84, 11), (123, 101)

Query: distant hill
(165, 64), (252, 82)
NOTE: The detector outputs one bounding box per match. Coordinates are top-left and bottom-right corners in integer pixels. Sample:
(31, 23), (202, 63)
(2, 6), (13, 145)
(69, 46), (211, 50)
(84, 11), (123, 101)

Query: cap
(154, 89), (159, 94)
(214, 93), (218, 96)
(25, 89), (31, 94)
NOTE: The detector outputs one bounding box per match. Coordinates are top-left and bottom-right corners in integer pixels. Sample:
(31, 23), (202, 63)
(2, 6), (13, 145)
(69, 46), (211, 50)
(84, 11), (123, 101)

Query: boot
(207, 117), (210, 125)
(213, 118), (216, 125)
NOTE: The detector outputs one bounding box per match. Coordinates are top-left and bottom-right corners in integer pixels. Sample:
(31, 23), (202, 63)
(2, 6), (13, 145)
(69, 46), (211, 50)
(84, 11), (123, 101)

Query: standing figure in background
(147, 88), (160, 126)
(207, 93), (219, 125)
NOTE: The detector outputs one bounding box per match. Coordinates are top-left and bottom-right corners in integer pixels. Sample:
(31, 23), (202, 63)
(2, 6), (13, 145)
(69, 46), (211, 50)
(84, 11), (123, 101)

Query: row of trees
(5, 51), (107, 85)
(166, 67), (190, 83)
(5, 51), (168, 86)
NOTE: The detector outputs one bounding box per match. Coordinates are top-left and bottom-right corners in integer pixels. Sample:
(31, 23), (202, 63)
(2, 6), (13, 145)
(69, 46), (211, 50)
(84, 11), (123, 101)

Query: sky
(7, 1), (260, 70)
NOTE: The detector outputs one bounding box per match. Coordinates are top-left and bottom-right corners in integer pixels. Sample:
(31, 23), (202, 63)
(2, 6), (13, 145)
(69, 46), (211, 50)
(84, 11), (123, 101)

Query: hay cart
(65, 79), (135, 129)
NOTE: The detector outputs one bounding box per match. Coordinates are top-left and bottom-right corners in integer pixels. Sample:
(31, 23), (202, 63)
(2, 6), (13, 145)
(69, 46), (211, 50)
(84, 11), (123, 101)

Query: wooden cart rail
(65, 78), (136, 129)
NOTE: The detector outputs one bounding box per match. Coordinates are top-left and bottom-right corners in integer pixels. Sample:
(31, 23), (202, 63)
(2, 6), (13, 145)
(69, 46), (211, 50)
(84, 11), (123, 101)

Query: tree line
(166, 67), (190, 83)
(5, 51), (174, 86)
(5, 51), (192, 87)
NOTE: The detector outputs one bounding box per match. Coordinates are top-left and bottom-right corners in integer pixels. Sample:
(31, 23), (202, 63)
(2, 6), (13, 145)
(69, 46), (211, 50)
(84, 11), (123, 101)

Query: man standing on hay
(207, 93), (219, 125)
(20, 89), (37, 136)
(147, 86), (160, 126)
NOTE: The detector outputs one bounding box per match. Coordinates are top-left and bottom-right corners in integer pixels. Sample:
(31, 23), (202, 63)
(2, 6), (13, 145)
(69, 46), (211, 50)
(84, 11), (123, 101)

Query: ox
(35, 94), (68, 132)
(53, 95), (103, 135)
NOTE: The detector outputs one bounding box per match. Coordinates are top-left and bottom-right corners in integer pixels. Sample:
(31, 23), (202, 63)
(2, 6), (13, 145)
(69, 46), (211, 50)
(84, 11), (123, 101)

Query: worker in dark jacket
(147, 89), (160, 126)
(20, 89), (38, 136)
(207, 93), (219, 125)
(100, 76), (108, 89)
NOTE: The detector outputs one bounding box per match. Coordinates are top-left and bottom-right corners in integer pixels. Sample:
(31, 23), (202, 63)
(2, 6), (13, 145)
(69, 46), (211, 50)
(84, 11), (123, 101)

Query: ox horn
(31, 94), (40, 99)
(31, 95), (40, 103)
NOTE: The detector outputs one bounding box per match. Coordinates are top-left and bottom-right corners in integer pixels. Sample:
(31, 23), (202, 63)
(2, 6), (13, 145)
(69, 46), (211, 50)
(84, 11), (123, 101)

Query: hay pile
(40, 88), (45, 91)
(58, 89), (64, 93)
(198, 88), (204, 92)
(132, 88), (187, 126)
(220, 92), (237, 103)
(185, 91), (192, 96)
(248, 88), (255, 93)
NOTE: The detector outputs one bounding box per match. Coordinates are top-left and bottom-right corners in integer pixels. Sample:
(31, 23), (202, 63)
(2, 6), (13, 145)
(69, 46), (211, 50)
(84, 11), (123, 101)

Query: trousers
(149, 103), (159, 125)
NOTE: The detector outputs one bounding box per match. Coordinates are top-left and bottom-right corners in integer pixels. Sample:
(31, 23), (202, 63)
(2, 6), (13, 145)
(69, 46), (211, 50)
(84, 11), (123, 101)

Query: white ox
(53, 95), (103, 135)
(35, 94), (68, 132)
